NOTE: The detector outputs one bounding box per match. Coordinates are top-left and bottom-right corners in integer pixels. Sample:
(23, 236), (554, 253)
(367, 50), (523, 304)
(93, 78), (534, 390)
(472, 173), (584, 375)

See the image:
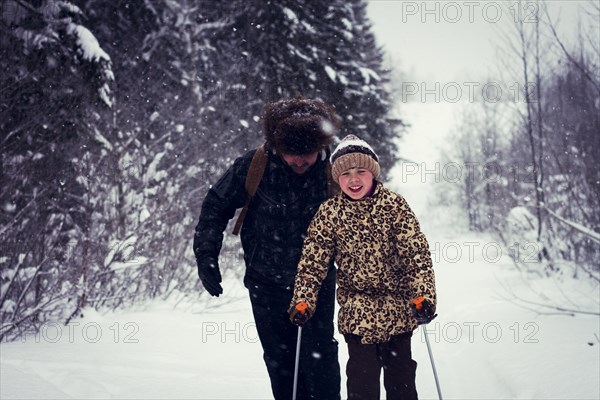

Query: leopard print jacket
(291, 182), (436, 344)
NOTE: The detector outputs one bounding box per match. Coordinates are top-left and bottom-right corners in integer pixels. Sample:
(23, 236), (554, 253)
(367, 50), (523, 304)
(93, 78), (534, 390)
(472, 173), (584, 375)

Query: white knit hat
(330, 135), (380, 182)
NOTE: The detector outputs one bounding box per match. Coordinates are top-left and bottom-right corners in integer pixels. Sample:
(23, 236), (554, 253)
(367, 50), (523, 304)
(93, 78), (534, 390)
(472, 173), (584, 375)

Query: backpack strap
(232, 145), (338, 235)
(232, 144), (268, 235)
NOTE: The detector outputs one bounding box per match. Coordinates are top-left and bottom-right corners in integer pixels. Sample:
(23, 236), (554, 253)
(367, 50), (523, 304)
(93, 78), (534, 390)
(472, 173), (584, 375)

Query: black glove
(411, 297), (437, 325)
(197, 257), (223, 297)
(288, 302), (311, 326)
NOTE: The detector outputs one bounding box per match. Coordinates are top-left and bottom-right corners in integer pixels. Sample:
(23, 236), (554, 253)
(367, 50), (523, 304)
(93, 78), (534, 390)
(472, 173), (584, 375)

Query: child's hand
(288, 301), (311, 326)
(411, 296), (437, 324)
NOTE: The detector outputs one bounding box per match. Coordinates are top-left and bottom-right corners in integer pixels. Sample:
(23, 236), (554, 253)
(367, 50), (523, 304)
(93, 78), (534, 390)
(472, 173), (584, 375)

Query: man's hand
(288, 301), (311, 326)
(197, 258), (223, 297)
(411, 296), (437, 325)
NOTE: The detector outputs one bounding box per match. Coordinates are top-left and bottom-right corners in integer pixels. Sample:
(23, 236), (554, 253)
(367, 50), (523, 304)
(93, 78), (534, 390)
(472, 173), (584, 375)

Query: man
(193, 98), (341, 399)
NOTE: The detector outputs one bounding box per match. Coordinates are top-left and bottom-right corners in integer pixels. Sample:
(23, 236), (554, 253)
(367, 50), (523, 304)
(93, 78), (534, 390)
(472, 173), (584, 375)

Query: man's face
(281, 152), (320, 175)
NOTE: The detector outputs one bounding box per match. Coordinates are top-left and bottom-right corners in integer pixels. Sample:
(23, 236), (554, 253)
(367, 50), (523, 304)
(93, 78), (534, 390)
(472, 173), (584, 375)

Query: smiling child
(289, 134), (437, 399)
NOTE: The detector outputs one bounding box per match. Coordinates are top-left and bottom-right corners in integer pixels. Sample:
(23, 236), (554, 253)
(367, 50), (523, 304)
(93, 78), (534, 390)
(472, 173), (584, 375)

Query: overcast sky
(365, 1), (598, 176)
(366, 0), (595, 86)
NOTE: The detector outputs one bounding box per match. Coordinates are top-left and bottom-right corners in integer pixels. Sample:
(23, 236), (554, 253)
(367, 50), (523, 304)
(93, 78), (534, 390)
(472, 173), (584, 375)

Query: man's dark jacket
(193, 145), (334, 291)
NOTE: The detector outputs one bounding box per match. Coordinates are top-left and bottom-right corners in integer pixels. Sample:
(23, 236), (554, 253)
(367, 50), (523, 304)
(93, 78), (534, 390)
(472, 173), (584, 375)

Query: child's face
(338, 168), (375, 200)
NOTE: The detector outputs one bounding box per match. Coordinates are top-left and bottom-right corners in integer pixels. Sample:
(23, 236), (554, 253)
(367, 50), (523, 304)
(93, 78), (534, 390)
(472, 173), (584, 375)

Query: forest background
(1, 0), (598, 341)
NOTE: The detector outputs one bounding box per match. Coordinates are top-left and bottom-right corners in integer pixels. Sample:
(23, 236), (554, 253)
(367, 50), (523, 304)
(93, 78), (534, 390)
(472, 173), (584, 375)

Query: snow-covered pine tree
(2, 0), (406, 338)
(74, 0), (237, 308)
(315, 0), (401, 175)
(0, 0), (114, 339)
(216, 0), (401, 173)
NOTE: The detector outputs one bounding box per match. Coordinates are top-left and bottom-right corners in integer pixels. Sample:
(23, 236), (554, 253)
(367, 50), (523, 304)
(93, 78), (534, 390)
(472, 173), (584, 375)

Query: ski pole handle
(289, 301), (311, 326)
(296, 301), (308, 315)
(412, 296), (425, 311)
(412, 296), (437, 325)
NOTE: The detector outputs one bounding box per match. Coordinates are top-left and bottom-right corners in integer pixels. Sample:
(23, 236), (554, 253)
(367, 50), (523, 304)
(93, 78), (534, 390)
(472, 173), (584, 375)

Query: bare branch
(542, 206), (600, 245)
(495, 274), (600, 317)
(543, 4), (600, 95)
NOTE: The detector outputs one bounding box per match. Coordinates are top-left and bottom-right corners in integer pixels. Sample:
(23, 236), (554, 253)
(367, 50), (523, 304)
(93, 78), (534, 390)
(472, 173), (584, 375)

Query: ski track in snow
(2, 103), (599, 399)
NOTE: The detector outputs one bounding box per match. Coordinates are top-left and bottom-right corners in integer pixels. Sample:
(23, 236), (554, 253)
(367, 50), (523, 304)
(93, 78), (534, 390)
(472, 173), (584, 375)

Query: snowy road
(2, 220), (598, 399)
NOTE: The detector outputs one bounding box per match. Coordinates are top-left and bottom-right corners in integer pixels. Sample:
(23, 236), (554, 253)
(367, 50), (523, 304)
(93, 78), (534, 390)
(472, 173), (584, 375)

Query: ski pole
(413, 297), (443, 400)
(292, 302), (308, 400)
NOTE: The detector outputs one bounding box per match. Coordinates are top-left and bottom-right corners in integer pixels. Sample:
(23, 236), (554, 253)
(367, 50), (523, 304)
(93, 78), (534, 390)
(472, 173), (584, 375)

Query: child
(289, 135), (437, 400)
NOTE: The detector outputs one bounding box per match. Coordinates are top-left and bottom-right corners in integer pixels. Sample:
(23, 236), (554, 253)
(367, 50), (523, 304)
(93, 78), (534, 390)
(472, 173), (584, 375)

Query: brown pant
(344, 332), (418, 400)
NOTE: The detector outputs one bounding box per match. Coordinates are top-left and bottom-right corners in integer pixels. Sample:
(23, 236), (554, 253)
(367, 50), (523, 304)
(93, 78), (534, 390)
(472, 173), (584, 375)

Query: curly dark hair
(263, 97), (340, 155)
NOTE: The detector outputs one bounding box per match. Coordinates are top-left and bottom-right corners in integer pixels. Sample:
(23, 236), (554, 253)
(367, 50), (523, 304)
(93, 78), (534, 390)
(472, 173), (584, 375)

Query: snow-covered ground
(2, 223), (598, 399)
(2, 103), (599, 399)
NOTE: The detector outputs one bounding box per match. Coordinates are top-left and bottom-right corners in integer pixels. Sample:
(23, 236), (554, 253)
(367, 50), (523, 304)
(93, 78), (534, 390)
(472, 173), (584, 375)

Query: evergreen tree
(1, 0), (403, 338)
(316, 0), (401, 174)
(218, 0), (401, 172)
(0, 0), (114, 338)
